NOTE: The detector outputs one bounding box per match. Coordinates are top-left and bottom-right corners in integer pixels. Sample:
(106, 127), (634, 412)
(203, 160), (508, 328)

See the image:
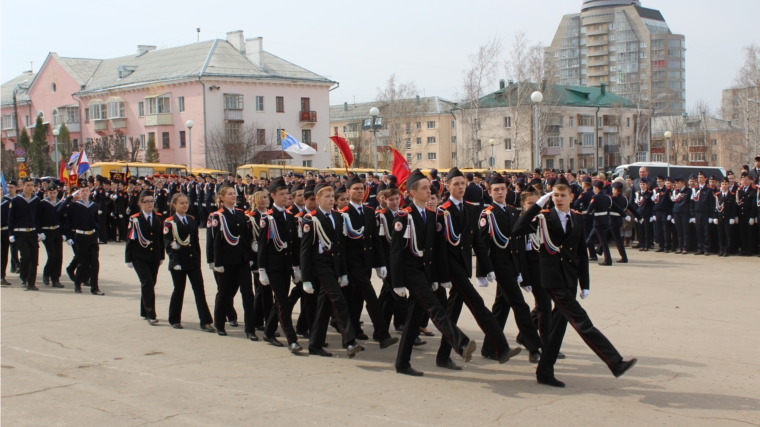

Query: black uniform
(58, 196), (102, 293)
(93, 186), (112, 243)
(672, 186), (692, 253)
(38, 198), (64, 285)
(634, 189), (654, 249)
(376, 208), (408, 332)
(736, 185), (757, 255)
(8, 194), (41, 287)
(713, 190), (736, 255)
(653, 187), (673, 251)
(692, 184), (714, 254)
(248, 210), (273, 330)
(126, 211), (166, 320)
(1, 196), (11, 284)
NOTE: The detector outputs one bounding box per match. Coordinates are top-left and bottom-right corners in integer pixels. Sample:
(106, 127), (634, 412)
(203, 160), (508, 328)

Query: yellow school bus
(191, 168), (229, 177)
(235, 164), (321, 180)
(89, 162), (187, 178)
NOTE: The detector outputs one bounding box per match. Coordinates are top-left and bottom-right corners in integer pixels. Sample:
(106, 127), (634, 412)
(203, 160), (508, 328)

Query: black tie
(566, 215), (572, 234)
(358, 206), (363, 216)
(458, 202), (463, 212)
(183, 217), (188, 226)
(148, 215), (152, 226)
(421, 210), (427, 224)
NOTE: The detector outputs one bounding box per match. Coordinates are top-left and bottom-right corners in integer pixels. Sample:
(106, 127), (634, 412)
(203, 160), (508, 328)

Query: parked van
(612, 162), (726, 180)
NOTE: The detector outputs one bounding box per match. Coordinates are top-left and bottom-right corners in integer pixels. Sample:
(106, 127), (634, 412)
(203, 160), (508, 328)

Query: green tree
(30, 114), (53, 176)
(18, 128), (31, 156)
(144, 133), (160, 163)
(57, 122), (73, 165)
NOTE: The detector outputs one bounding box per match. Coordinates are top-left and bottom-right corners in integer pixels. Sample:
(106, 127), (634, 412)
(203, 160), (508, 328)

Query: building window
(302, 160), (312, 167)
(256, 96), (264, 112)
(426, 121), (436, 129)
(416, 137), (422, 145)
(225, 122), (242, 142)
(139, 134), (146, 150)
(548, 136), (563, 148)
(581, 133), (594, 146)
(568, 116), (574, 127)
(711, 139), (717, 146)
(504, 116), (512, 128)
(406, 154), (412, 162)
(179, 130), (186, 148)
(546, 159), (554, 169)
(256, 129), (266, 145)
(276, 96), (284, 113)
(178, 96), (185, 112)
(452, 152), (457, 159)
(162, 132), (170, 149)
(559, 159), (565, 170)
(427, 136), (436, 144)
(451, 136), (457, 144)
(416, 153), (422, 161)
(301, 98), (311, 112)
(138, 102), (144, 117)
(504, 160), (513, 169)
(302, 129), (312, 144)
(475, 139), (481, 150)
(406, 140), (412, 150)
(580, 115), (594, 126)
(224, 94), (243, 110)
(427, 152), (437, 160)
(107, 102), (125, 118)
(147, 95), (171, 114)
(51, 82), (57, 93)
(451, 120), (456, 128)
(90, 104), (107, 120)
(415, 122), (421, 130)
(690, 152), (706, 162)
(569, 158), (575, 170)
(504, 138), (512, 150)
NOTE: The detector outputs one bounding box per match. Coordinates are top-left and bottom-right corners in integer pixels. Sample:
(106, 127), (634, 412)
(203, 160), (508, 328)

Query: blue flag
(0, 171), (6, 194)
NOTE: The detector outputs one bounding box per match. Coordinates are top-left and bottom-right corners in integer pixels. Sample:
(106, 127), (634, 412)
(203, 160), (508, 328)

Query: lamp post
(369, 107), (380, 173)
(531, 91), (543, 170)
(349, 144), (356, 172)
(52, 128), (60, 168)
(489, 138), (495, 171)
(664, 131), (671, 176)
(186, 120), (194, 174)
(749, 99), (759, 163)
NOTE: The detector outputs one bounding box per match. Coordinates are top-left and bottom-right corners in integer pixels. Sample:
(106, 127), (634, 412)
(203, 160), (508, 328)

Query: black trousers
(198, 205), (208, 229)
(673, 213), (690, 251)
(482, 267), (542, 355)
(396, 273), (470, 370)
(287, 282), (313, 334)
(1, 230), (9, 280)
(437, 272), (509, 362)
(115, 215), (127, 241)
(635, 219), (654, 248)
(730, 217), (740, 254)
(587, 225), (611, 263)
(738, 217), (755, 254)
(252, 271), (273, 328)
(655, 213), (671, 250)
(311, 272), (355, 348)
(42, 231), (63, 281)
(536, 287), (623, 379)
(15, 232), (39, 286)
(214, 263), (254, 333)
(134, 259), (160, 320)
(168, 267), (213, 326)
(11, 239), (20, 271)
(347, 267), (391, 342)
(695, 213), (711, 252)
(379, 275), (408, 331)
(264, 270), (298, 344)
(98, 211), (109, 243)
(606, 223), (628, 261)
(717, 219), (731, 253)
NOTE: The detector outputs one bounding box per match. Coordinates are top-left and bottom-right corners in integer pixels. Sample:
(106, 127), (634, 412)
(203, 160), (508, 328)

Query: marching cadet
(93, 178), (112, 244)
(8, 177), (42, 290)
(154, 180), (169, 216)
(247, 190), (273, 333)
(671, 177), (692, 254)
(341, 175), (397, 348)
(714, 177), (736, 257)
(300, 182), (362, 358)
(235, 176), (248, 210)
(572, 176), (596, 258)
(478, 175), (542, 364)
(513, 185), (637, 387)
(287, 182), (319, 337)
(392, 170), (476, 376)
(736, 172), (757, 256)
(39, 183), (65, 288)
(634, 179), (655, 251)
(164, 193), (215, 331)
(435, 168), (519, 369)
(691, 172), (714, 255)
(58, 185), (104, 295)
(366, 173), (380, 209)
(376, 187), (408, 334)
(257, 178), (303, 353)
(609, 181), (638, 263)
(197, 175), (208, 226)
(125, 191), (165, 324)
(653, 176), (673, 253)
(112, 183), (128, 242)
(586, 180), (627, 266)
(1, 186), (12, 287)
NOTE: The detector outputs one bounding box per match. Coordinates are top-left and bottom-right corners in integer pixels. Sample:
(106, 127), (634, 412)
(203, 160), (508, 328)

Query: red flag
(390, 146), (411, 191)
(59, 159), (67, 181)
(125, 163), (131, 183)
(329, 135), (353, 173)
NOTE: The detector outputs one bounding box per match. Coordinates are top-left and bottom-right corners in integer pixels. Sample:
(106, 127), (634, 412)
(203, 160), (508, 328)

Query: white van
(612, 162), (726, 180)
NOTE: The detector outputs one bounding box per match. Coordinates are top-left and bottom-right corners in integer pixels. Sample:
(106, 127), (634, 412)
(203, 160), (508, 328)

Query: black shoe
(589, 257), (599, 261)
(52, 281), (64, 288)
(598, 261), (612, 266)
(263, 335), (284, 347)
(25, 285), (40, 291)
(694, 251), (704, 255)
(356, 333), (369, 340)
(171, 323), (183, 329)
(66, 269), (76, 282)
(499, 347), (522, 364)
(557, 352), (566, 359)
(537, 376), (565, 388)
(308, 346), (333, 357)
(147, 318), (159, 325)
(42, 275), (50, 285)
(201, 324), (216, 333)
(289, 342), (303, 354)
(396, 366), (424, 377)
(612, 358), (638, 378)
(1, 279), (11, 286)
(229, 320), (239, 327)
(246, 332), (258, 341)
(617, 259), (628, 263)
(74, 284), (82, 293)
(529, 351), (541, 364)
(413, 337), (427, 346)
(217, 330), (227, 336)
(704, 252), (711, 256)
(346, 342), (363, 358)
(379, 336), (399, 349)
(480, 349), (499, 361)
(436, 358), (462, 371)
(461, 340), (477, 363)
(420, 329), (435, 337)
(91, 289), (105, 296)
(273, 331), (281, 338)
(655, 248), (664, 253)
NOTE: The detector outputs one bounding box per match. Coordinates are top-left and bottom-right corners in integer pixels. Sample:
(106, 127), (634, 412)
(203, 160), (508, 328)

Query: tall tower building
(544, 0), (685, 116)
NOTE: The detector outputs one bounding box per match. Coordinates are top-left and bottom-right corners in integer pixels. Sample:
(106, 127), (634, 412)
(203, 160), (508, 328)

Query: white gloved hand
(98, 210), (102, 215)
(173, 265), (182, 270)
(249, 260), (254, 267)
(38, 233), (46, 241)
(486, 271), (496, 282)
(476, 277), (488, 287)
(580, 289), (590, 299)
(689, 218), (696, 224)
(339, 275), (349, 287)
(159, 260), (163, 266)
(259, 269), (269, 285)
(650, 216), (656, 222)
(521, 285), (532, 293)
(671, 218), (676, 224)
(126, 262), (134, 268)
(303, 282), (314, 294)
(441, 282), (452, 289)
(213, 265), (225, 273)
(111, 194), (117, 200)
(72, 190), (80, 198)
(431, 282), (439, 291)
(750, 218), (756, 226)
(375, 266), (387, 279)
(536, 191), (554, 208)
(625, 215), (631, 222)
(208, 262), (215, 271)
(714, 218), (719, 225)
(517, 273), (523, 284)
(293, 266), (302, 282)
(667, 215), (672, 221)
(9, 236), (15, 243)
(729, 219), (736, 225)
(708, 218), (713, 224)
(119, 214), (124, 218)
(67, 239), (74, 246)
(394, 287), (407, 297)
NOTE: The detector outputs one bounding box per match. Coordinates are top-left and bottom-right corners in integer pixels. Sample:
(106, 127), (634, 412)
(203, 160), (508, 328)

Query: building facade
(721, 87), (759, 165)
(328, 97), (457, 171)
(544, 0), (686, 117)
(1, 30), (335, 173)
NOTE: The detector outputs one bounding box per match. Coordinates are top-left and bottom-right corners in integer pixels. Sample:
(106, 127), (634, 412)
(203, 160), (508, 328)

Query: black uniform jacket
(257, 206), (299, 272)
(341, 204), (385, 269)
(125, 212), (166, 263)
(476, 203), (519, 278)
(389, 206), (448, 290)
(436, 199), (492, 279)
(300, 209), (347, 282)
(206, 207), (253, 267)
(163, 214), (202, 271)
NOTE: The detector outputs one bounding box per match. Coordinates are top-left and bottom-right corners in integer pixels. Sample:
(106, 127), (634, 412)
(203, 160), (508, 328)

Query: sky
(2, 0), (758, 115)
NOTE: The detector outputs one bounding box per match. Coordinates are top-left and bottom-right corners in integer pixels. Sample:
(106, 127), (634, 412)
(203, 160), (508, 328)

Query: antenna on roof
(197, 28), (201, 42)
(30, 61), (33, 72)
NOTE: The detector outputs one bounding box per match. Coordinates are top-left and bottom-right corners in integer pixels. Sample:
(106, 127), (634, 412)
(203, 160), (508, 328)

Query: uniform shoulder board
(376, 208), (386, 214)
(165, 216), (174, 221)
(295, 212), (304, 218)
(340, 206), (349, 213)
(155, 212), (162, 216)
(589, 198), (595, 203)
(310, 210), (318, 215)
(402, 206), (412, 212)
(484, 205), (494, 211)
(131, 213), (140, 218)
(440, 201), (452, 210)
(571, 209), (581, 215)
(332, 209), (341, 213)
(187, 214), (195, 220)
(426, 207), (436, 212)
(266, 209), (273, 215)
(365, 206), (375, 211)
(217, 208), (224, 213)
(396, 210), (408, 217)
(540, 209), (550, 213)
(235, 208), (243, 211)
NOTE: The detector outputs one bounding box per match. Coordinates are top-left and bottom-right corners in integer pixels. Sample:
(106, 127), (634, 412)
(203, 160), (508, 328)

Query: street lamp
(664, 131), (672, 176)
(186, 120), (194, 174)
(52, 128), (60, 168)
(489, 138), (495, 171)
(369, 107), (380, 173)
(531, 91), (543, 170)
(349, 144), (356, 172)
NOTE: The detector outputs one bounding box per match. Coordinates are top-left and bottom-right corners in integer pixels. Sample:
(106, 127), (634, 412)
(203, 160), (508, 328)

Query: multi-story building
(454, 80), (649, 172)
(328, 96), (457, 171)
(721, 86), (759, 165)
(1, 30), (335, 172)
(544, 0), (686, 117)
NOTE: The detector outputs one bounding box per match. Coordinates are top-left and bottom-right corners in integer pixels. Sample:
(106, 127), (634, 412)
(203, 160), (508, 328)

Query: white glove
(214, 265), (225, 273)
(259, 269), (269, 285)
(476, 277), (488, 287)
(249, 260), (254, 267)
(730, 219), (736, 225)
(119, 214), (124, 218)
(735, 217), (739, 224)
(667, 215), (672, 221)
(293, 266), (302, 282)
(38, 233), (46, 241)
(394, 287), (407, 297)
(650, 216), (656, 222)
(159, 260), (163, 266)
(714, 218), (719, 225)
(72, 190), (80, 198)
(173, 265), (182, 270)
(339, 275), (349, 287)
(98, 210), (102, 215)
(671, 218), (676, 224)
(9, 236), (15, 243)
(432, 282), (439, 291)
(208, 262), (215, 270)
(708, 218), (713, 224)
(111, 194), (117, 200)
(441, 282), (452, 289)
(536, 191), (554, 208)
(521, 285), (532, 293)
(67, 239), (74, 246)
(126, 262), (134, 268)
(750, 218), (756, 226)
(625, 215), (631, 222)
(486, 271), (495, 283)
(375, 266), (387, 279)
(689, 218), (696, 224)
(517, 273), (523, 284)
(303, 282), (314, 294)
(580, 289), (589, 299)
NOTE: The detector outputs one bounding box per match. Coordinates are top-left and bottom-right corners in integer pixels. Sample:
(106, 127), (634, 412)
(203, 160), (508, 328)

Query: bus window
(90, 166), (102, 177)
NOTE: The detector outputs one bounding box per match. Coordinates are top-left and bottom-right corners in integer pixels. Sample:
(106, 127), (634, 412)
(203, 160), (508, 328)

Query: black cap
(556, 176), (569, 186)
(290, 183), (303, 193)
(429, 168), (438, 178)
(139, 190), (153, 199)
(656, 174), (665, 180)
(489, 175), (506, 186)
(268, 177), (286, 193)
(698, 170), (706, 177)
(314, 182), (330, 195)
(546, 178), (556, 186)
(722, 177), (730, 183)
(335, 186), (347, 195)
(406, 169), (427, 190)
(611, 181), (623, 189)
(529, 178), (542, 186)
(675, 176), (685, 182)
(21, 177), (34, 184)
(447, 167), (464, 181)
(709, 175), (717, 181)
(581, 176), (592, 183)
(346, 175), (363, 189)
(593, 181), (605, 189)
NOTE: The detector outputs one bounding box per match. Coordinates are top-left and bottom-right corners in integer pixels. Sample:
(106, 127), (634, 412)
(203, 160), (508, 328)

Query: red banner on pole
(329, 135), (353, 173)
(390, 146), (411, 191)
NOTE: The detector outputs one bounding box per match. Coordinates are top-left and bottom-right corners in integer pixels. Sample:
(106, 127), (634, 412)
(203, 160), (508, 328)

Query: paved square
(2, 239), (759, 426)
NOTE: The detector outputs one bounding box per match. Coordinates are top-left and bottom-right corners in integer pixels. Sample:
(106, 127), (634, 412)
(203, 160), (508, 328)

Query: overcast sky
(2, 0), (757, 114)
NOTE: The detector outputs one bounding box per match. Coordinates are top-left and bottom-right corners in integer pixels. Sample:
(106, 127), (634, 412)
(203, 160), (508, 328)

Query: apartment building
(328, 96), (457, 170)
(544, 0), (686, 117)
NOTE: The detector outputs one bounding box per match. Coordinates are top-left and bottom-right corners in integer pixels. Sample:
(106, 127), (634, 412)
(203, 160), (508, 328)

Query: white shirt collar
(449, 196), (462, 206)
(413, 203), (427, 216)
(176, 213), (187, 222)
(143, 211), (152, 220)
(494, 201), (506, 210)
(272, 204), (285, 212)
(350, 201), (364, 211)
(319, 207), (332, 216)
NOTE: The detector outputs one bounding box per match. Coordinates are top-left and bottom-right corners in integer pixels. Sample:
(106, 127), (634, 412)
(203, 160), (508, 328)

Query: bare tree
(84, 134), (130, 163)
(206, 122), (279, 172)
(726, 44), (760, 164)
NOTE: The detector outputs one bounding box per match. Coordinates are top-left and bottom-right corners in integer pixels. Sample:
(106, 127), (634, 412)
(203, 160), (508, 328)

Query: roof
(253, 150), (294, 162)
(55, 55), (102, 86)
(651, 114), (744, 135)
(0, 71), (35, 106)
(472, 82), (637, 109)
(329, 96), (457, 122)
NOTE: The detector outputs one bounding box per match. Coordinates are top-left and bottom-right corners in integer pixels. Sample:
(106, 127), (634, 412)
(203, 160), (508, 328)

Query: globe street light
(489, 138), (496, 171)
(52, 128), (60, 168)
(186, 120), (194, 174)
(349, 144), (356, 172)
(369, 107), (380, 173)
(664, 131), (672, 176)
(531, 91), (543, 170)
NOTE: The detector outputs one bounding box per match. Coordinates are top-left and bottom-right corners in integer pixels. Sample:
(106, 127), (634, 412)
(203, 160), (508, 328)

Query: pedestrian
(126, 190), (165, 324)
(247, 189), (273, 333)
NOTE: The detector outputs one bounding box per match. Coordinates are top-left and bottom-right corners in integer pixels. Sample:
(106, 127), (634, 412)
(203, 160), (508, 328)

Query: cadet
(58, 185), (104, 295)
(634, 180), (654, 251)
(671, 177), (692, 254)
(39, 183), (65, 287)
(691, 171), (714, 255)
(586, 180), (627, 265)
(714, 177), (736, 257)
(8, 177), (41, 290)
(1, 185), (14, 286)
(652, 176), (673, 253)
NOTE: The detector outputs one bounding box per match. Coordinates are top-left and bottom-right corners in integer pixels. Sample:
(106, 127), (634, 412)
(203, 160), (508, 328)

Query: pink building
(1, 30), (335, 171)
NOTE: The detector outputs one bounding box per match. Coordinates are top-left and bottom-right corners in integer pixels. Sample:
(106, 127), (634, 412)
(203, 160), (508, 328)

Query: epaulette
(131, 213), (140, 218)
(187, 214), (195, 220)
(155, 212), (162, 216)
(402, 206), (412, 212)
(376, 208), (386, 214)
(440, 201), (452, 209)
(484, 205), (494, 212)
(426, 207), (436, 212)
(217, 208), (224, 213)
(540, 209), (550, 213)
(397, 210), (409, 217)
(465, 201), (477, 205)
(310, 210), (318, 215)
(266, 209), (273, 214)
(340, 206), (349, 213)
(365, 205), (375, 211)
(235, 208), (243, 211)
(165, 216), (174, 221)
(571, 209), (581, 215)
(295, 212), (304, 218)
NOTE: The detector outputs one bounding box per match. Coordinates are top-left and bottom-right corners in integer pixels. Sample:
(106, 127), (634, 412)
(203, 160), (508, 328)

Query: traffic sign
(489, 156), (495, 167)
(18, 162), (27, 179)
(15, 148), (25, 157)
(16, 157), (25, 162)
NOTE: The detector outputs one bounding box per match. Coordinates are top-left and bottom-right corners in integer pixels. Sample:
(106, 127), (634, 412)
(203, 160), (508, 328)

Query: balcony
(603, 125), (618, 133)
(578, 146), (596, 155)
(588, 68), (608, 77)
(545, 125), (561, 135)
(224, 109), (244, 121)
(299, 111), (317, 123)
(587, 39), (608, 48)
(344, 131), (360, 139)
(578, 125), (594, 133)
(57, 122), (80, 133)
(93, 120), (108, 131)
(587, 48), (608, 57)
(543, 147), (561, 156)
(111, 119), (127, 129)
(587, 28), (608, 36)
(145, 114), (173, 126)
(604, 145), (619, 153)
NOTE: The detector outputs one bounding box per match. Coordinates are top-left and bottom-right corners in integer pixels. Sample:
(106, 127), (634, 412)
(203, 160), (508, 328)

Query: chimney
(344, 102), (348, 111)
(136, 45), (157, 57)
(245, 37), (263, 68)
(499, 79), (505, 90)
(226, 30), (245, 54)
(416, 95), (420, 105)
(600, 82), (606, 96)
